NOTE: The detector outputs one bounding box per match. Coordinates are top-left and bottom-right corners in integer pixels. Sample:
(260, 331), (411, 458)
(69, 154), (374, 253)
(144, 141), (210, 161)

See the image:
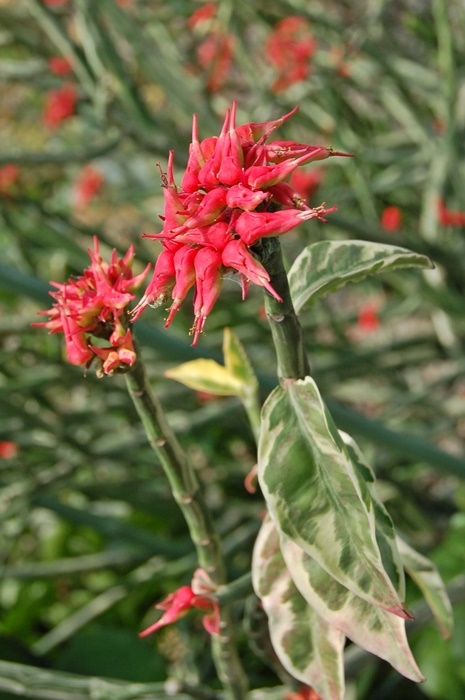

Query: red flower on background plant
(48, 56), (73, 76)
(73, 165), (104, 209)
(437, 198), (465, 227)
(288, 168), (323, 202)
(187, 2), (234, 92)
(132, 102), (351, 344)
(0, 442), (19, 459)
(357, 301), (380, 333)
(0, 164), (19, 194)
(140, 569), (220, 637)
(265, 17), (316, 93)
(380, 205), (402, 232)
(284, 686), (322, 700)
(43, 83), (77, 129)
(33, 238), (150, 376)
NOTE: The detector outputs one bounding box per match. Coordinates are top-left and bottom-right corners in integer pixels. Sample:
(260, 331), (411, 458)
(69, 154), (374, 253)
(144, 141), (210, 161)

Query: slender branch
(125, 354), (247, 700)
(258, 237), (310, 380)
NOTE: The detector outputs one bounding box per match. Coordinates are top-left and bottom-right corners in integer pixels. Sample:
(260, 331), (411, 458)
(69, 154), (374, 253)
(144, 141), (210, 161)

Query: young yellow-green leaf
(397, 537), (453, 640)
(223, 327), (258, 395)
(339, 431), (405, 600)
(253, 515), (346, 700)
(288, 240), (433, 313)
(164, 359), (243, 396)
(280, 534), (424, 683)
(258, 376), (407, 617)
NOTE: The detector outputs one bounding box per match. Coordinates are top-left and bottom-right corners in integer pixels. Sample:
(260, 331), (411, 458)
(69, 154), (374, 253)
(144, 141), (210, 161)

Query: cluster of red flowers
(437, 197), (465, 227)
(139, 569), (220, 638)
(132, 102), (350, 345)
(43, 83), (77, 129)
(73, 165), (104, 209)
(265, 17), (316, 93)
(0, 164), (19, 195)
(34, 238), (150, 375)
(187, 2), (234, 93)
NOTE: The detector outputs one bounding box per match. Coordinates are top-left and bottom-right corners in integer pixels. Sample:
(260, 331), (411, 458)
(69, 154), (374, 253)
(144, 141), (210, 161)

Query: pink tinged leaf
(202, 604), (221, 635)
(165, 246), (198, 327)
(221, 239), (282, 301)
(235, 105), (299, 142)
(191, 248), (223, 345)
(226, 183), (270, 211)
(235, 206), (336, 246)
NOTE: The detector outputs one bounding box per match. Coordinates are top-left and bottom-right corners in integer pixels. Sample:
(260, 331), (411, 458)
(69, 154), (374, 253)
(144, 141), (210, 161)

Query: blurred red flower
(380, 205), (402, 232)
(187, 2), (216, 28)
(73, 165), (104, 209)
(43, 83), (77, 129)
(0, 442), (19, 459)
(265, 17), (316, 93)
(48, 56), (72, 75)
(437, 198), (465, 227)
(357, 301), (380, 333)
(285, 686), (322, 700)
(196, 32), (235, 93)
(0, 164), (19, 194)
(289, 168), (323, 203)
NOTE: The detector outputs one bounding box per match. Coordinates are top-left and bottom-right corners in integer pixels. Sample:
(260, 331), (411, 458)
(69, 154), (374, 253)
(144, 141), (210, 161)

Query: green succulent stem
(259, 237), (311, 381)
(125, 352), (247, 700)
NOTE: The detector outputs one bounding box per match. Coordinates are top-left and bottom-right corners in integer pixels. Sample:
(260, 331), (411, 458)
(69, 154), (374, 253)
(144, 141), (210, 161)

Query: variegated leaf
(339, 431), (405, 600)
(252, 515), (345, 700)
(258, 376), (407, 617)
(397, 537), (453, 639)
(288, 240), (432, 313)
(280, 535), (424, 682)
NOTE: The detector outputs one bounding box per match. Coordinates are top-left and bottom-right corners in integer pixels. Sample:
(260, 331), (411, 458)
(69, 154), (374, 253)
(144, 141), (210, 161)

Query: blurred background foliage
(0, 0), (465, 698)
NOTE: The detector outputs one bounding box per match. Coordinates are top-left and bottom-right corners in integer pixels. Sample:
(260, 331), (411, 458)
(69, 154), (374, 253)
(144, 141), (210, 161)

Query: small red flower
(43, 83), (77, 129)
(133, 102), (351, 344)
(265, 17), (316, 93)
(380, 205), (402, 232)
(284, 686), (322, 700)
(33, 238), (150, 376)
(73, 165), (104, 209)
(196, 32), (235, 93)
(0, 442), (19, 459)
(0, 164), (19, 194)
(187, 2), (217, 29)
(288, 168), (323, 202)
(48, 56), (73, 75)
(437, 198), (465, 227)
(140, 569), (220, 637)
(357, 302), (380, 333)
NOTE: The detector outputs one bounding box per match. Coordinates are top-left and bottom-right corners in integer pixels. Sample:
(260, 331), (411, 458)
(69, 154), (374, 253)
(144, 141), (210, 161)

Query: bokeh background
(1, 1), (465, 698)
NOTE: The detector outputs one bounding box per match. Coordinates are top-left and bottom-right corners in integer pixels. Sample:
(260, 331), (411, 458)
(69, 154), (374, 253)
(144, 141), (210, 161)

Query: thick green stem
(259, 238), (311, 381)
(125, 357), (247, 700)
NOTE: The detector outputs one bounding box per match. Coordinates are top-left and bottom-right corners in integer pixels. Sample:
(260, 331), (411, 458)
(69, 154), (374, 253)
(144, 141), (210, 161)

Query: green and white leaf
(339, 431), (405, 600)
(288, 240), (432, 313)
(252, 515), (346, 700)
(280, 534), (424, 682)
(258, 376), (406, 616)
(397, 537), (453, 639)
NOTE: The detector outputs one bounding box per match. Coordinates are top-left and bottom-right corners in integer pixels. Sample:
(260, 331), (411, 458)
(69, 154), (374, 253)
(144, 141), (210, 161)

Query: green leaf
(164, 359), (243, 396)
(279, 534), (424, 682)
(258, 376), (407, 616)
(252, 515), (346, 699)
(397, 537), (453, 639)
(288, 240), (433, 313)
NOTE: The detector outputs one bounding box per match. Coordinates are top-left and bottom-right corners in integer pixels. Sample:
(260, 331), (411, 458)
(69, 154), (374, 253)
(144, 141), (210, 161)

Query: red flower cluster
(187, 2), (234, 93)
(73, 165), (104, 209)
(380, 205), (402, 232)
(0, 164), (19, 194)
(43, 83), (77, 129)
(140, 569), (220, 637)
(265, 17), (316, 93)
(437, 198), (465, 227)
(33, 238), (150, 375)
(48, 56), (73, 76)
(0, 442), (18, 459)
(133, 102), (350, 344)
